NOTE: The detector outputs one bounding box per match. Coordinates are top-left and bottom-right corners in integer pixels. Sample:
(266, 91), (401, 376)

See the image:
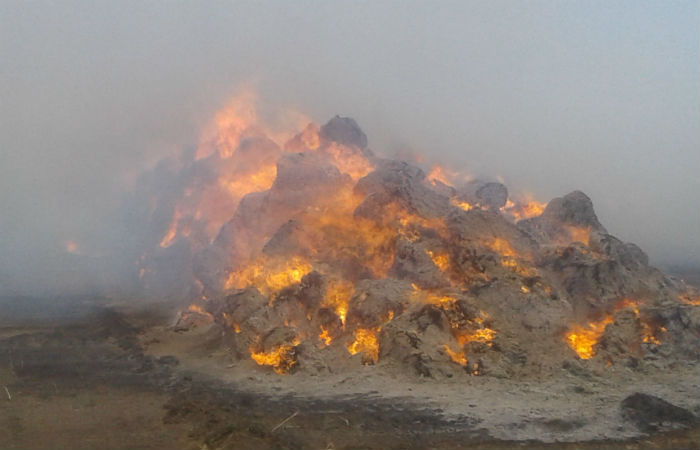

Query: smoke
(1, 1), (698, 298)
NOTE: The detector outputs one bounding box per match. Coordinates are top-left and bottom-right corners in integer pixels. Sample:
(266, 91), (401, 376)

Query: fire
(443, 345), (467, 366)
(411, 285), (456, 307)
(456, 327), (496, 346)
(427, 165), (455, 186)
(250, 337), (300, 374)
(347, 327), (380, 364)
(324, 142), (374, 180)
(486, 238), (517, 257)
(218, 165), (278, 199)
(679, 293), (700, 306)
(319, 327), (332, 346)
(324, 280), (353, 325)
(426, 250), (450, 272)
(160, 209), (180, 248)
(564, 225), (591, 246)
(502, 195), (547, 221)
(565, 315), (614, 359)
(225, 256), (313, 296)
(196, 89), (258, 160)
(615, 298), (665, 346)
(450, 198), (474, 211)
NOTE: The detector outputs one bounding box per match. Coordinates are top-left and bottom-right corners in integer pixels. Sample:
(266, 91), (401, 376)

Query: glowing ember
(565, 316), (614, 359)
(347, 327), (380, 364)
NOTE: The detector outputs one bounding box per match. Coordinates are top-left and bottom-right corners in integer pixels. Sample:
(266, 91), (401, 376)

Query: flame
(160, 209), (180, 248)
(565, 315), (614, 359)
(250, 337), (300, 374)
(679, 293), (700, 306)
(443, 345), (467, 366)
(319, 327), (332, 346)
(564, 225), (591, 246)
(502, 195), (547, 221)
(615, 298), (665, 346)
(426, 250), (450, 272)
(450, 198), (474, 211)
(324, 142), (374, 180)
(411, 285), (456, 306)
(347, 327), (380, 364)
(218, 165), (278, 199)
(456, 328), (496, 346)
(486, 238), (517, 257)
(427, 165), (454, 186)
(323, 280), (353, 326)
(225, 256), (313, 296)
(520, 285), (530, 293)
(196, 89), (258, 160)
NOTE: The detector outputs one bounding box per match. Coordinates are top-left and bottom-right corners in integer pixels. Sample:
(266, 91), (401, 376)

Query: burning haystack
(141, 94), (699, 379)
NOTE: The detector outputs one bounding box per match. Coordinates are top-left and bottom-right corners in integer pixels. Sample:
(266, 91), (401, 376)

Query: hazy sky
(1, 1), (698, 295)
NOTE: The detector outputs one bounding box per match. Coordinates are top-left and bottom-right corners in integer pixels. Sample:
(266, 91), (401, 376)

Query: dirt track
(0, 305), (698, 450)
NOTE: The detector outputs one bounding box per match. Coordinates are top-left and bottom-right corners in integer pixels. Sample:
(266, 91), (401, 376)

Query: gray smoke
(1, 2), (698, 298)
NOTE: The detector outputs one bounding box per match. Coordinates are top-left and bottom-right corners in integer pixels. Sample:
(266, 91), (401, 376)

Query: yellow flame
(324, 280), (353, 326)
(347, 327), (380, 364)
(456, 328), (496, 346)
(195, 89), (258, 160)
(565, 316), (613, 359)
(450, 198), (474, 211)
(426, 249), (450, 272)
(250, 338), (300, 374)
(225, 256), (313, 296)
(319, 327), (332, 347)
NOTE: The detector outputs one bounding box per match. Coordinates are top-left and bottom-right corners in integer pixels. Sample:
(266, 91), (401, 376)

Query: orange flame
(347, 327), (380, 364)
(225, 256), (313, 296)
(443, 345), (467, 366)
(450, 198), (474, 211)
(456, 328), (496, 347)
(426, 249), (450, 272)
(250, 337), (301, 374)
(324, 280), (353, 326)
(565, 315), (613, 359)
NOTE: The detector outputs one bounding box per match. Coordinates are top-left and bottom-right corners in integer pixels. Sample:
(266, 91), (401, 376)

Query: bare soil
(0, 302), (698, 450)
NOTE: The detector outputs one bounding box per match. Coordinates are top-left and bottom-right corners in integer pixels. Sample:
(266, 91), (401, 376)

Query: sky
(1, 1), (698, 295)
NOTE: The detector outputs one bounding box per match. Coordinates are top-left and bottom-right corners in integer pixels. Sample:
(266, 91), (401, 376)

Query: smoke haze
(1, 1), (698, 297)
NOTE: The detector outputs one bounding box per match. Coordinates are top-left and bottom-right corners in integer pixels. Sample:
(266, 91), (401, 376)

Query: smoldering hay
(130, 95), (699, 378)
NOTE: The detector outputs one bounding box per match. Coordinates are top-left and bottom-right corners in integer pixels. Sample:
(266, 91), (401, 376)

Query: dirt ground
(0, 301), (698, 450)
